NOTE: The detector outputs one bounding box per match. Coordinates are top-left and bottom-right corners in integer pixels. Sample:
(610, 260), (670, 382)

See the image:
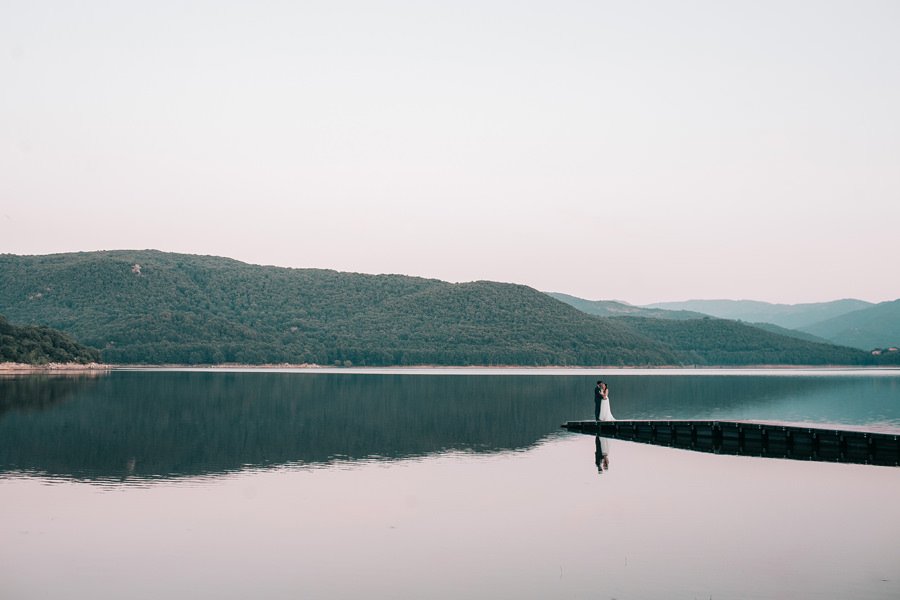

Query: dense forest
(0, 315), (100, 364)
(0, 250), (893, 366)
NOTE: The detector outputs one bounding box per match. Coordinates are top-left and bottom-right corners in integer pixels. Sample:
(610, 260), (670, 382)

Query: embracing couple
(593, 380), (615, 422)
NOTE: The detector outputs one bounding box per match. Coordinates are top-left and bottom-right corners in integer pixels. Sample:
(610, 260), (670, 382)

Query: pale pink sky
(2, 1), (898, 305)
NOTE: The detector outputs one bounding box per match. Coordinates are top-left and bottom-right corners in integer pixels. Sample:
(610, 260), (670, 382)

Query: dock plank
(562, 420), (900, 467)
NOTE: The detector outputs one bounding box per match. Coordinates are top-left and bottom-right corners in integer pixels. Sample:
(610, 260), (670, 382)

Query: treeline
(0, 315), (100, 364)
(0, 250), (888, 366)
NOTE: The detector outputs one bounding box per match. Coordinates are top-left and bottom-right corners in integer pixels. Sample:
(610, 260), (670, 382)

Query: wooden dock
(562, 420), (900, 467)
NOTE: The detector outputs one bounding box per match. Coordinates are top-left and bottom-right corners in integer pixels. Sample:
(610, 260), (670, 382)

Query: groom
(594, 380), (604, 421)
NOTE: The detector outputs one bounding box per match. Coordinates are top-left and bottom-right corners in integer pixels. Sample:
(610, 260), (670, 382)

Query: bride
(598, 382), (615, 421)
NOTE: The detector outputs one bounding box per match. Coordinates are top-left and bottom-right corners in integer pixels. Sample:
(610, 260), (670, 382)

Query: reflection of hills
(2, 372), (575, 481)
(0, 372), (105, 417)
(0, 372), (893, 482)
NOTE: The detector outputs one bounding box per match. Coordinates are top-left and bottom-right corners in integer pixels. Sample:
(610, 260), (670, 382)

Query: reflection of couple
(595, 435), (610, 474)
(593, 380), (615, 422)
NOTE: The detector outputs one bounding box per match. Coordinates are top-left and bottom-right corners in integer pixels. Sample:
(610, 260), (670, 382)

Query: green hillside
(0, 315), (100, 365)
(0, 251), (673, 366)
(551, 292), (875, 358)
(646, 299), (873, 329)
(614, 317), (871, 366)
(801, 300), (900, 351)
(547, 292), (706, 320)
(744, 321), (835, 345)
(0, 251), (883, 366)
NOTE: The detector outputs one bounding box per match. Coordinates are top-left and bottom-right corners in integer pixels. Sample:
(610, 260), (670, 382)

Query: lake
(2, 369), (899, 599)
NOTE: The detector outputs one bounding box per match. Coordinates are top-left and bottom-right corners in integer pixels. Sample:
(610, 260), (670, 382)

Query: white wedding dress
(598, 395), (615, 421)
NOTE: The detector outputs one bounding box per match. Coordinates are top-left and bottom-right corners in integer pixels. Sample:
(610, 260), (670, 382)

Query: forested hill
(0, 251), (671, 365)
(0, 315), (100, 364)
(0, 250), (883, 366)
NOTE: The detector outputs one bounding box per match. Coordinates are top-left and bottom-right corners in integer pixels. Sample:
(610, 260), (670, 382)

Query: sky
(2, 1), (899, 305)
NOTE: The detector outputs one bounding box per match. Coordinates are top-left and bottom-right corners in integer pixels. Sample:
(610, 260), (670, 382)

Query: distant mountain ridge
(645, 299), (873, 330)
(0, 250), (889, 366)
(645, 298), (899, 350)
(552, 293), (849, 346)
(547, 293), (707, 320)
(800, 299), (900, 351)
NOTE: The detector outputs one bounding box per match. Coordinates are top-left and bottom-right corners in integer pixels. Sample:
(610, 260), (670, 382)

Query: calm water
(2, 370), (899, 599)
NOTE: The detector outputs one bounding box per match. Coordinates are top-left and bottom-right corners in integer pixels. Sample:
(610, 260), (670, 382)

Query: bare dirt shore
(0, 362), (110, 372)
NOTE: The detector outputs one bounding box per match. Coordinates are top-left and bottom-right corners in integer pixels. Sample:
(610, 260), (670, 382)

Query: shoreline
(0, 362), (110, 373)
(3, 362), (899, 374)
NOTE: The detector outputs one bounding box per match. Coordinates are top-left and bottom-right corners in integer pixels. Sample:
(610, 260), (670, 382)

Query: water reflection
(0, 372), (583, 482)
(0, 372), (106, 417)
(594, 435), (610, 474)
(1, 371), (898, 483)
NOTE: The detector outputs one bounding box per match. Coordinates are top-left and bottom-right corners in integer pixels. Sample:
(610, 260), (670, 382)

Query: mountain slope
(552, 293), (848, 348)
(340, 282), (680, 365)
(547, 292), (707, 320)
(801, 300), (900, 350)
(646, 299), (873, 329)
(0, 251), (881, 366)
(0, 251), (674, 366)
(615, 317), (870, 366)
(745, 322), (835, 345)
